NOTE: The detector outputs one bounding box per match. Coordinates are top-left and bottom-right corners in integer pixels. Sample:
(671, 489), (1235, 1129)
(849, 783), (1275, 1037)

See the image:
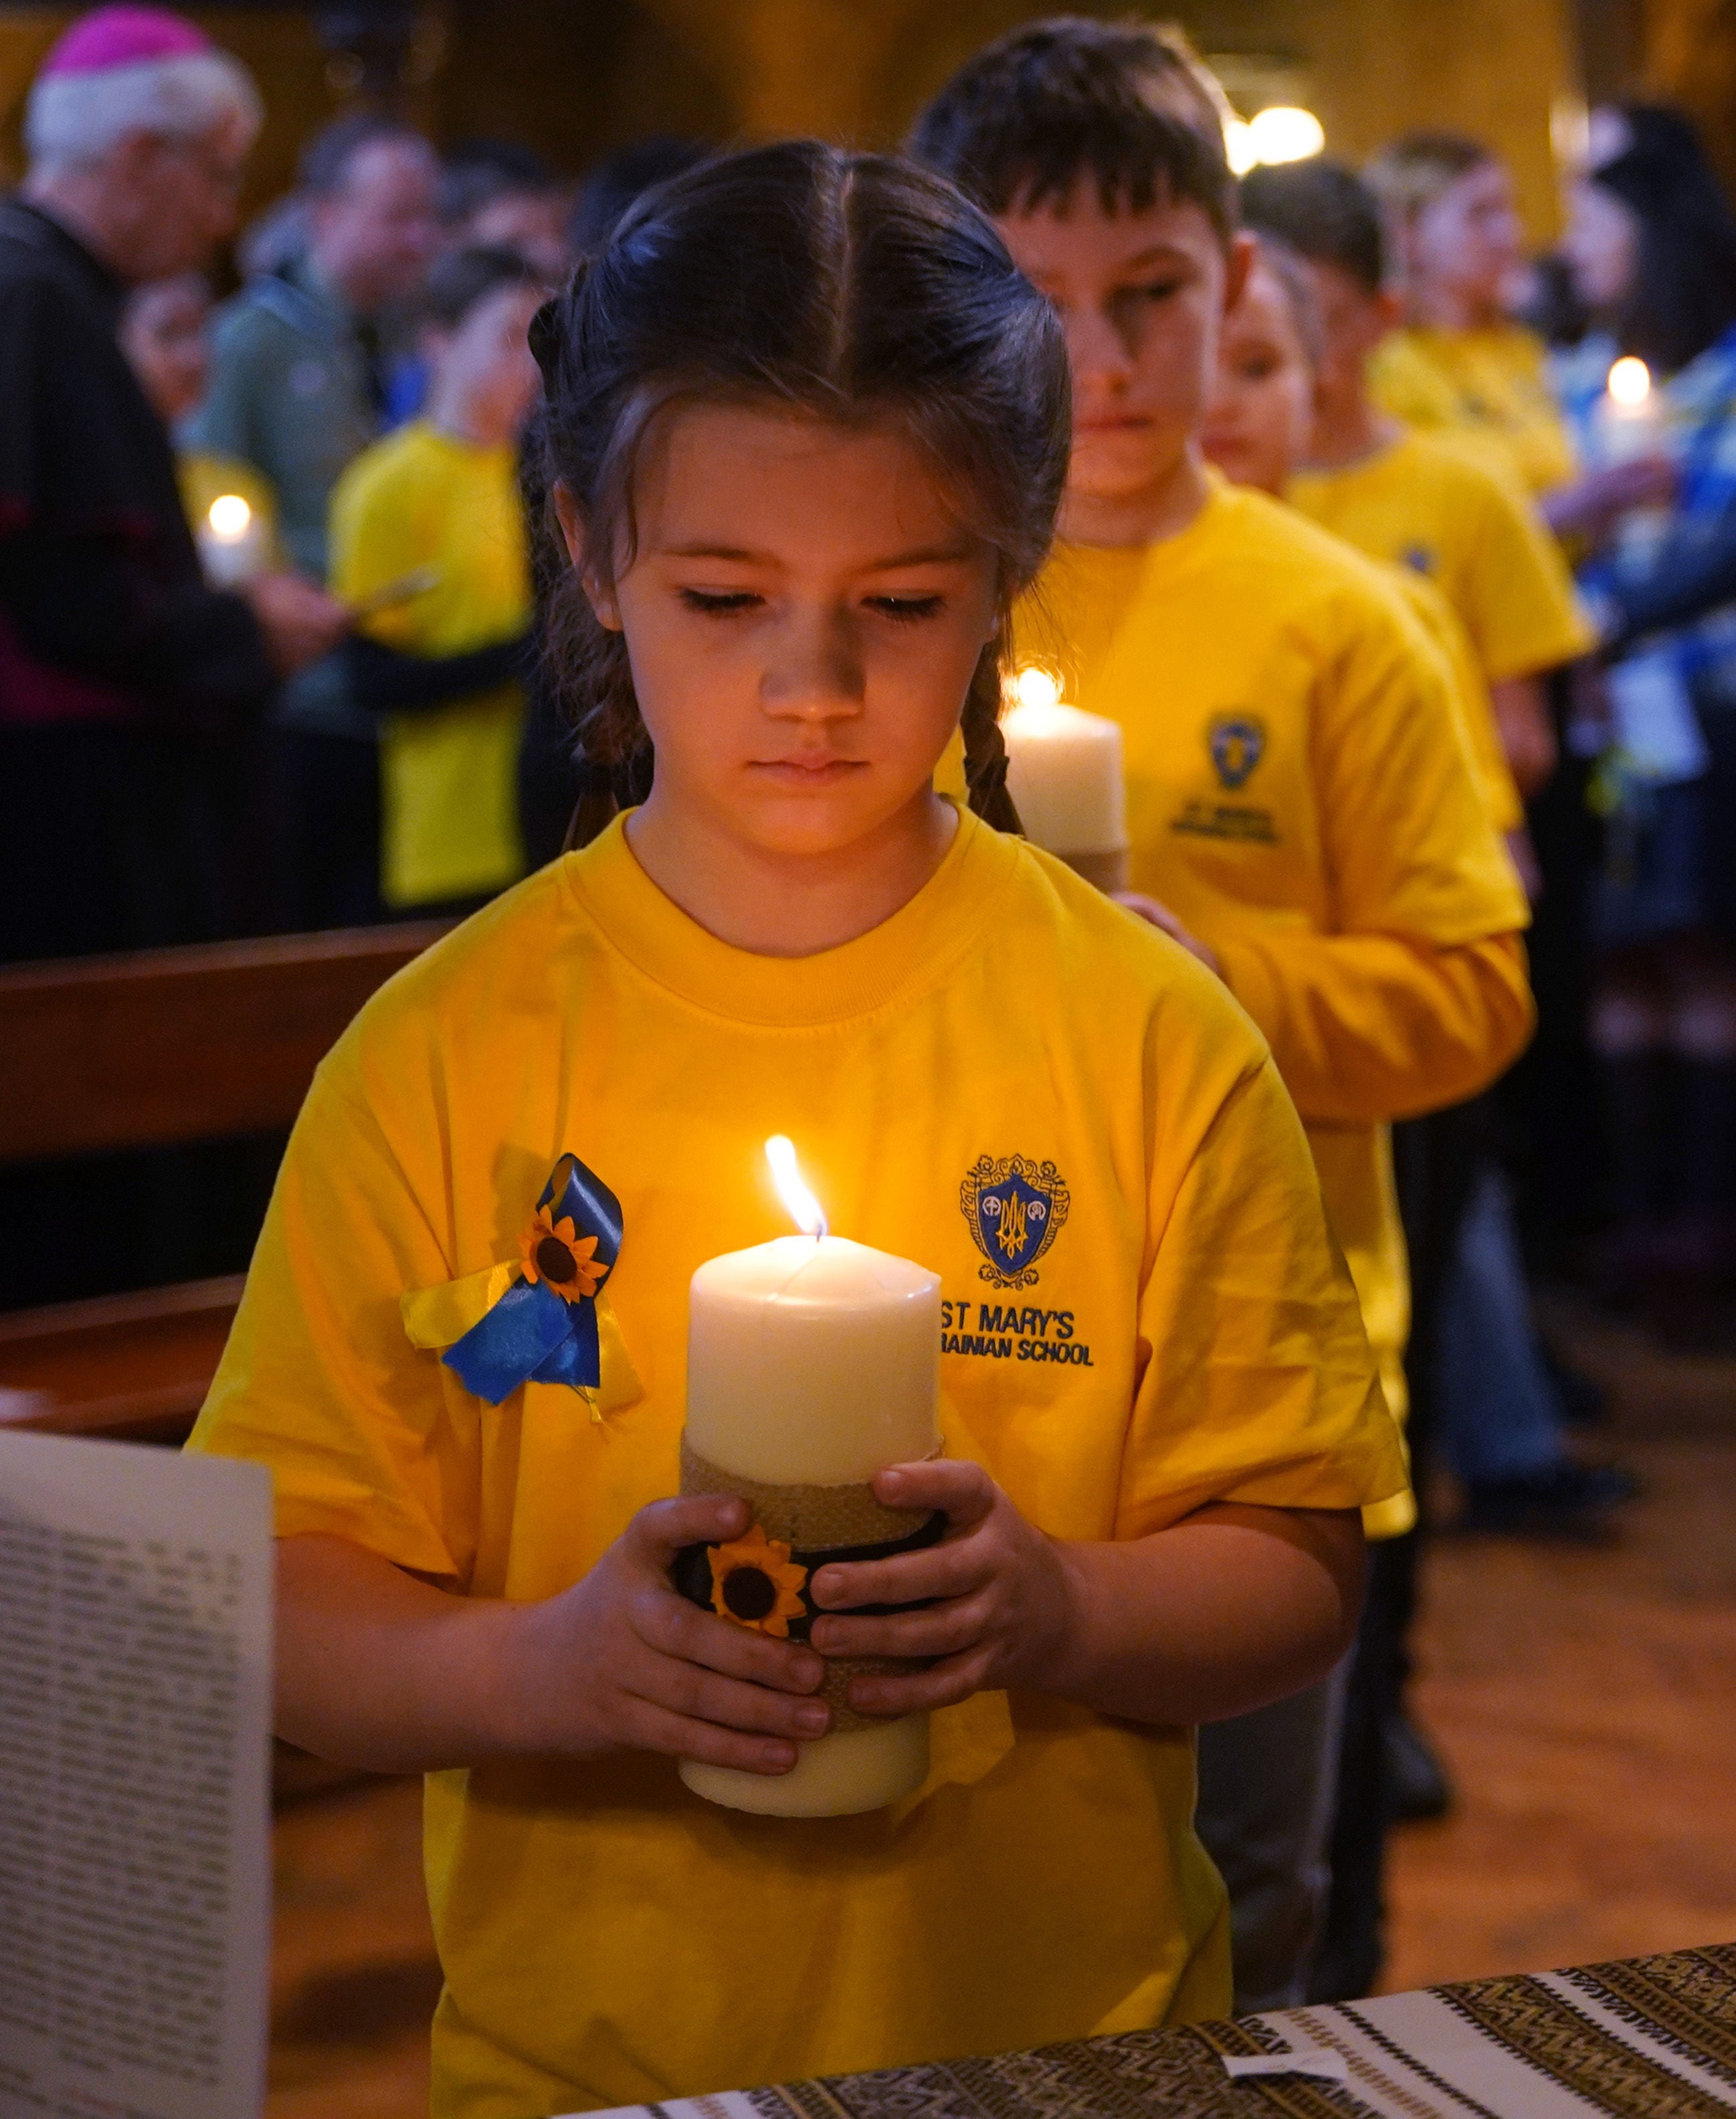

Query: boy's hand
(513, 1494), (830, 1775)
(807, 1460), (1073, 1717)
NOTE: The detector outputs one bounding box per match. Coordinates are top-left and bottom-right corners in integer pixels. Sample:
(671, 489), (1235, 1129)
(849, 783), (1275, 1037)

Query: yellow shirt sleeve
(1195, 586), (1535, 1126)
(1119, 1045), (1408, 1538)
(328, 442), (438, 653)
(1394, 569), (1525, 834)
(1454, 462), (1594, 682)
(189, 1054), (484, 1583)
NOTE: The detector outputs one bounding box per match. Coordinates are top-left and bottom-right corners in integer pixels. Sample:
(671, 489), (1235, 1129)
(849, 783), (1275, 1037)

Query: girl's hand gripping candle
(676, 1137), (943, 1817)
(1000, 666), (1131, 892)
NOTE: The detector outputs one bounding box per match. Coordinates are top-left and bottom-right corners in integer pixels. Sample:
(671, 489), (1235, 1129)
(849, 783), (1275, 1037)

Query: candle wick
(815, 1216), (828, 1243)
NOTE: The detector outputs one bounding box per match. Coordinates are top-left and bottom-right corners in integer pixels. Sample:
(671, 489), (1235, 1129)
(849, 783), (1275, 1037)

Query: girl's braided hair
(526, 138), (1071, 848)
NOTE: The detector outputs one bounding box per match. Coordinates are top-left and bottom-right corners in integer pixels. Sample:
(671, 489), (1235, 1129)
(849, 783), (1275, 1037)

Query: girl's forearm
(1040, 1505), (1365, 1726)
(276, 1533), (539, 1773)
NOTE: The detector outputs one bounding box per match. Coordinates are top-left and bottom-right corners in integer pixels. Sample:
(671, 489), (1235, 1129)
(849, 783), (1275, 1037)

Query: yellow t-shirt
(1017, 481), (1533, 1473)
(1287, 428), (1592, 685)
(1390, 565), (1525, 835)
(188, 806), (1404, 2116)
(1368, 324), (1577, 498)
(329, 419), (529, 909)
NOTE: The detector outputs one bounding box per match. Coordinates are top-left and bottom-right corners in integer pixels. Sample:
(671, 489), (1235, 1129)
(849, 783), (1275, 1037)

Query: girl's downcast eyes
(679, 589), (761, 614)
(676, 590), (948, 623)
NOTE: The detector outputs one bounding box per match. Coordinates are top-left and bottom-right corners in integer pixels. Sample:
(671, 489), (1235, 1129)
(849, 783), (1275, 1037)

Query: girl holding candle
(189, 142), (1406, 2117)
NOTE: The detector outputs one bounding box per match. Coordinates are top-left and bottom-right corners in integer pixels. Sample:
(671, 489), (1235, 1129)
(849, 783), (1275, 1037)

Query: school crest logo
(960, 1154), (1070, 1288)
(1209, 714), (1266, 791)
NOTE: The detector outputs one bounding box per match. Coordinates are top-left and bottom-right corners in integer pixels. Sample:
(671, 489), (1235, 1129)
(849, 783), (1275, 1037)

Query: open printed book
(0, 1431), (272, 2119)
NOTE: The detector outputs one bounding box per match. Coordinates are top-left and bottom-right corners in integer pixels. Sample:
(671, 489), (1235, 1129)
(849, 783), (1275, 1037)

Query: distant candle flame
(1608, 356), (1652, 407)
(207, 493), (253, 542)
(766, 1135), (828, 1240)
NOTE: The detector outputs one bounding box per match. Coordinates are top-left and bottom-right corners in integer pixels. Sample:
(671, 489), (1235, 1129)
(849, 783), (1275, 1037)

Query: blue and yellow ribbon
(401, 1154), (641, 1415)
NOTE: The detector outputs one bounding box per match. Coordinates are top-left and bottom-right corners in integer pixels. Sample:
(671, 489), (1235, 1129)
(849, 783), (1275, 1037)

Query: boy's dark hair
(568, 136), (711, 259)
(1240, 159), (1385, 295)
(423, 244), (539, 332)
(440, 137), (557, 227)
(1247, 233), (1325, 367)
(298, 112), (427, 198)
(529, 139), (1070, 843)
(908, 15), (1236, 239)
(1363, 132), (1493, 226)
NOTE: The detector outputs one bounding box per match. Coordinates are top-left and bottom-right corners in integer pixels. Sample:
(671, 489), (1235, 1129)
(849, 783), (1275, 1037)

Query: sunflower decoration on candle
(708, 1524), (809, 1637)
(520, 1206), (605, 1302)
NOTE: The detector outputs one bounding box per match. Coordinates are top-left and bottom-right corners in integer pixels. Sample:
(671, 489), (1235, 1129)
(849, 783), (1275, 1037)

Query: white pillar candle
(1594, 357), (1672, 570)
(1001, 671), (1129, 892)
(198, 493), (268, 587)
(1595, 355), (1665, 464)
(679, 1142), (941, 1818)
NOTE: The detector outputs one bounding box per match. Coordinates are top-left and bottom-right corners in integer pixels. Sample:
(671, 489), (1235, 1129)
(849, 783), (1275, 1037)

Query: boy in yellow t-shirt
(1204, 237), (1523, 840)
(330, 246), (545, 912)
(1361, 133), (1577, 500)
(913, 20), (1531, 2013)
(1242, 159), (1592, 814)
(189, 144), (1405, 2116)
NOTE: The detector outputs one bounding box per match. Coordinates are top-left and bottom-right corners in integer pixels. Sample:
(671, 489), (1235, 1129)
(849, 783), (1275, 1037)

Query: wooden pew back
(0, 924), (446, 1441)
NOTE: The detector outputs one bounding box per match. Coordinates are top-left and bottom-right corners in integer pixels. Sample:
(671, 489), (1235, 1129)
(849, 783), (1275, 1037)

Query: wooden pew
(0, 924), (447, 1446)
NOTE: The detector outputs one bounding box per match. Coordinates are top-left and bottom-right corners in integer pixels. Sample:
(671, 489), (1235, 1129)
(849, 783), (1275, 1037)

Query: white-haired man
(0, 3), (346, 967)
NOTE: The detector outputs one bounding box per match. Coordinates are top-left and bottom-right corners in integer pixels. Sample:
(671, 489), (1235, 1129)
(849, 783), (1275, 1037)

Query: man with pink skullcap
(0, 5), (347, 972)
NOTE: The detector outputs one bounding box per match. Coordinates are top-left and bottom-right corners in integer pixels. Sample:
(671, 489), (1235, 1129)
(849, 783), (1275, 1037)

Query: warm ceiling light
(1224, 116), (1258, 177)
(1247, 105), (1325, 165)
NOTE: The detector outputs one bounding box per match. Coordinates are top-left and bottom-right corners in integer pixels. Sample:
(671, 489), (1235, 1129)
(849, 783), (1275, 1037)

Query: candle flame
(1009, 664), (1062, 713)
(207, 493), (253, 542)
(1608, 356), (1652, 407)
(765, 1135), (828, 1240)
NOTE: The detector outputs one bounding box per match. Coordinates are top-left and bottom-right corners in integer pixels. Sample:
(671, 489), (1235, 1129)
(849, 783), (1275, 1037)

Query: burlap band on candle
(674, 1440), (945, 1736)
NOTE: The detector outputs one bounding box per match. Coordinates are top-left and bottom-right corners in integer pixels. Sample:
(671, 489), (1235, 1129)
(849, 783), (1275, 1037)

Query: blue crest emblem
(960, 1155), (1070, 1288)
(1209, 714), (1266, 791)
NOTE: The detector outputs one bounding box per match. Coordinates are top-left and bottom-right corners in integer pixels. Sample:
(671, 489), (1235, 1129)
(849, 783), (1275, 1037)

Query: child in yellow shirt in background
(1362, 133), (1674, 551)
(1242, 159), (1592, 821)
(912, 18), (1531, 2015)
(1203, 239), (1521, 843)
(1363, 132), (1577, 501)
(189, 143), (1406, 2116)
(1203, 229), (1637, 1998)
(330, 245), (544, 914)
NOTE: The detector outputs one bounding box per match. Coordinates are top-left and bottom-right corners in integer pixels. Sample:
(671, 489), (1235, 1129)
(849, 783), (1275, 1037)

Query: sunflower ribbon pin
(401, 1154), (638, 1409)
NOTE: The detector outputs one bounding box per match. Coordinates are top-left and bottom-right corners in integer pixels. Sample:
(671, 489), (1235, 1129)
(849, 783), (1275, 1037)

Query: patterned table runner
(579, 1944), (1736, 2119)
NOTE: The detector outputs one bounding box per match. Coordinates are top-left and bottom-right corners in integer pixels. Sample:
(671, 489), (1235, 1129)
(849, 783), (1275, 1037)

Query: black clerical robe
(0, 197), (276, 963)
(0, 197), (278, 962)
(0, 200), (292, 1312)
